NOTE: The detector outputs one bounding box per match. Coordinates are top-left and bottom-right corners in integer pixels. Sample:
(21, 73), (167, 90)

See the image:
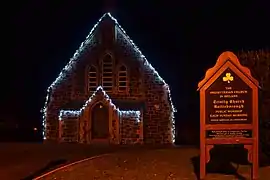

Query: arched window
(118, 65), (127, 92)
(88, 66), (97, 92)
(102, 53), (113, 92)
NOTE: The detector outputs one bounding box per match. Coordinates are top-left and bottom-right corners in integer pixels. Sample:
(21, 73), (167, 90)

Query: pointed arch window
(102, 53), (113, 92)
(88, 66), (97, 92)
(118, 65), (128, 92)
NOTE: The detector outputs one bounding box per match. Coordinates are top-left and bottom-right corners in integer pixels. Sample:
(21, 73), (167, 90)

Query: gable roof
(48, 12), (167, 92)
(58, 86), (116, 118)
(60, 86), (141, 116)
(80, 86), (116, 112)
(59, 86), (142, 122)
(61, 99), (144, 111)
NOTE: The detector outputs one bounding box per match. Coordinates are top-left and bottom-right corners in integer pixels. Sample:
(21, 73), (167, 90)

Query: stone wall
(116, 27), (175, 144)
(111, 108), (119, 144)
(59, 111), (80, 143)
(59, 107), (140, 145)
(142, 68), (174, 144)
(120, 111), (142, 145)
(45, 79), (73, 141)
(44, 35), (99, 141)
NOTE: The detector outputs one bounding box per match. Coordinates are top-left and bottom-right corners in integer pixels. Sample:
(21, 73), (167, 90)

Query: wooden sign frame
(197, 51), (259, 179)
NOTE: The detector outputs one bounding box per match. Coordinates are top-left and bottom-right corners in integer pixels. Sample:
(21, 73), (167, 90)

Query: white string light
(120, 111), (141, 123)
(59, 110), (80, 121)
(42, 12), (176, 142)
(58, 86), (142, 120)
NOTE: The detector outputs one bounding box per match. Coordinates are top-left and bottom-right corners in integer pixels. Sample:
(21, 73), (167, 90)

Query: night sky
(5, 1), (270, 141)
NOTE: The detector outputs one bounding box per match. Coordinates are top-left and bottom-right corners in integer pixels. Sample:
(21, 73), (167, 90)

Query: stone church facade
(43, 13), (176, 145)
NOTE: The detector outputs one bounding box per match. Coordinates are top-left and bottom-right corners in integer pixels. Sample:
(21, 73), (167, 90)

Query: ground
(0, 143), (269, 180)
(0, 143), (122, 180)
(37, 147), (270, 180)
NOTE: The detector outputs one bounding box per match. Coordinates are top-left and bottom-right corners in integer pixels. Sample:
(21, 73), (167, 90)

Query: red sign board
(198, 51), (259, 179)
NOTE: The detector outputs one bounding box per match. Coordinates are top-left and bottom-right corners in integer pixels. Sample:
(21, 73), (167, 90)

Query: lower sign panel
(206, 130), (252, 138)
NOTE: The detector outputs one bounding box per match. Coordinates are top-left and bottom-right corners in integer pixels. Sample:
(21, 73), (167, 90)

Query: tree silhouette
(238, 49), (270, 156)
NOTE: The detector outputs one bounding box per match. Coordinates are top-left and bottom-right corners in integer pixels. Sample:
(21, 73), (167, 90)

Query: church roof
(61, 85), (145, 112)
(48, 12), (167, 91)
(59, 86), (143, 122)
(61, 99), (144, 111)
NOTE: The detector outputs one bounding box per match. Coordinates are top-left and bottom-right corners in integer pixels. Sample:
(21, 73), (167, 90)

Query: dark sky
(5, 1), (270, 131)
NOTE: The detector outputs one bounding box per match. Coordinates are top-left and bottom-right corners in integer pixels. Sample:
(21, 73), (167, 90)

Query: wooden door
(91, 103), (109, 139)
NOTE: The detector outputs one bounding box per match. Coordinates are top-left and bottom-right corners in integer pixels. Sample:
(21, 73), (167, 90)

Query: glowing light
(109, 12), (176, 142)
(42, 12), (176, 142)
(57, 86), (115, 121)
(120, 110), (141, 123)
(58, 87), (142, 122)
(59, 110), (80, 121)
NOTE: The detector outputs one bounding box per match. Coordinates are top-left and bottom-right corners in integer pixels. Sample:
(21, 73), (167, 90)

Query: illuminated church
(42, 13), (175, 145)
